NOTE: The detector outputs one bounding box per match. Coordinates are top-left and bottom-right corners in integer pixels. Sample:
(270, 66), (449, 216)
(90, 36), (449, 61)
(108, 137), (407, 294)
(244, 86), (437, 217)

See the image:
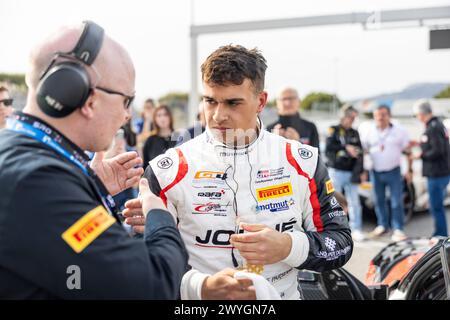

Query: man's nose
(212, 103), (228, 123)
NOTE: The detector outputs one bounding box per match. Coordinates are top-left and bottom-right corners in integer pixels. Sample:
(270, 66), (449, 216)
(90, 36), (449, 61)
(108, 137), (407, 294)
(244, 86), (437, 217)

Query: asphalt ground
(345, 207), (450, 283)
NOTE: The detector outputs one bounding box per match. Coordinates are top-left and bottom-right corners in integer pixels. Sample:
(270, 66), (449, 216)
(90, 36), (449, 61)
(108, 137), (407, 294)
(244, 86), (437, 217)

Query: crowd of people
(101, 86), (450, 244)
(0, 21), (449, 300)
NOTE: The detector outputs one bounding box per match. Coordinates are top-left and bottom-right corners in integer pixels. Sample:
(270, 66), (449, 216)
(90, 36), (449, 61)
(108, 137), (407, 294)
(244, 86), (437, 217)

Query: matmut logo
(256, 183), (293, 201)
(62, 206), (115, 253)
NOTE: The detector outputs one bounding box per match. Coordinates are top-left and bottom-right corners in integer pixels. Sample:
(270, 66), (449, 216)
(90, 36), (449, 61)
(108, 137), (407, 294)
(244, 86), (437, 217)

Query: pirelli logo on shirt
(62, 206), (115, 253)
(326, 180), (335, 194)
(256, 183), (293, 201)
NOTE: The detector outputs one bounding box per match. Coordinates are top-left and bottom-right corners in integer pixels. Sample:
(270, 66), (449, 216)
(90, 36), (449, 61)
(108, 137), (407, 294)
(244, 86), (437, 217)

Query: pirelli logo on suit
(256, 183), (293, 201)
(62, 205), (115, 253)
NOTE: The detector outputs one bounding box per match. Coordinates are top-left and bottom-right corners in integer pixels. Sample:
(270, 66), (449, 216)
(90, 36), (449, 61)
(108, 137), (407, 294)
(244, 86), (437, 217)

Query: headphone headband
(72, 21), (104, 65)
(36, 21), (105, 117)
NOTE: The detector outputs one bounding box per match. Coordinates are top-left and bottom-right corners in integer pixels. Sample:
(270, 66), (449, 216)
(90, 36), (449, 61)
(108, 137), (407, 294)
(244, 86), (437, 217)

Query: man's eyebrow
(225, 98), (245, 103)
(202, 95), (215, 100)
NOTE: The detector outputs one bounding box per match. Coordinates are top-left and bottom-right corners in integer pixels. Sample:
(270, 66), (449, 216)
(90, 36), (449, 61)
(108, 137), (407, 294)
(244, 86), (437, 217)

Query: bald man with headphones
(0, 21), (188, 299)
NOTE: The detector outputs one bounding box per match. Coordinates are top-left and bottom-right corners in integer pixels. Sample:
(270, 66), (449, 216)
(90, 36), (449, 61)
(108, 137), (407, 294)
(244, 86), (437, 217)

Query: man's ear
(257, 91), (268, 113)
(79, 90), (96, 119)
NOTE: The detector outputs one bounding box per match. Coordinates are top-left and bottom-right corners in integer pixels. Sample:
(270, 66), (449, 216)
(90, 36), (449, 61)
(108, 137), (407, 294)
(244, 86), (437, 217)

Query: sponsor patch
(193, 171), (228, 187)
(328, 210), (346, 219)
(62, 206), (115, 253)
(256, 167), (284, 179)
(324, 237), (337, 251)
(197, 190), (225, 199)
(257, 198), (295, 213)
(157, 157), (173, 169)
(256, 183), (293, 201)
(330, 196), (339, 208)
(267, 268), (294, 284)
(316, 246), (351, 261)
(194, 171), (227, 180)
(192, 202), (230, 216)
(325, 179), (335, 194)
(298, 148), (313, 159)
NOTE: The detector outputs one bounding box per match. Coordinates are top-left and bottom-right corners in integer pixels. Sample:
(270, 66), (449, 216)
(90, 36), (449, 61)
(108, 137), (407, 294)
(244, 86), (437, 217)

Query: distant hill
(352, 82), (450, 103)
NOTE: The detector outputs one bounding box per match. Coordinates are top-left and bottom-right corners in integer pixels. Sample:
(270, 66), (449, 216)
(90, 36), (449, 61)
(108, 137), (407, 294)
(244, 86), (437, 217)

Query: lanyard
(7, 112), (121, 223)
(376, 125), (392, 149)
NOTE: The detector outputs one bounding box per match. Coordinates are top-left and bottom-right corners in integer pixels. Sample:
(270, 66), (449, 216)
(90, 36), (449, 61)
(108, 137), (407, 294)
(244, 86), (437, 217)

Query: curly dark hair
(201, 45), (267, 94)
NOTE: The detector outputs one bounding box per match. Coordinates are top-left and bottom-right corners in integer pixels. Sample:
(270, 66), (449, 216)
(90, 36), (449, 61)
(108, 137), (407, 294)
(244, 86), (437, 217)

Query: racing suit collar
(204, 117), (264, 158)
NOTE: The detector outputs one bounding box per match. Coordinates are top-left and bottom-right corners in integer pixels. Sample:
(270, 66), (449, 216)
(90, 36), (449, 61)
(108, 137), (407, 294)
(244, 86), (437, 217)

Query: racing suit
(145, 122), (353, 300)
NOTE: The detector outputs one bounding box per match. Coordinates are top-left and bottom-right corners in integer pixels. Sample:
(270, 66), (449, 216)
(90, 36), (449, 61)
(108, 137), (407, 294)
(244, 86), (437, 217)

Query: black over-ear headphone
(36, 21), (105, 118)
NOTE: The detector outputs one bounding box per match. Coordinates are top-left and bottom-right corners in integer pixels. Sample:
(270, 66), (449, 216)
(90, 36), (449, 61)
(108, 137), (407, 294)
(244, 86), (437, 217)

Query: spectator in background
(136, 98), (155, 154)
(176, 102), (206, 145)
(267, 87), (320, 149)
(412, 100), (450, 237)
(360, 105), (412, 242)
(0, 86), (14, 129)
(106, 123), (139, 211)
(326, 105), (365, 241)
(142, 104), (176, 169)
(123, 118), (137, 151)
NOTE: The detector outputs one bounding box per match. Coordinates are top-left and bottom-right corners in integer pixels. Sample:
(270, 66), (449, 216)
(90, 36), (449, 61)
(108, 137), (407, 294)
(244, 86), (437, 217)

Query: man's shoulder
(428, 117), (444, 130)
(327, 125), (339, 135)
(147, 137), (197, 189)
(279, 136), (319, 178)
(1, 130), (94, 202)
(0, 130), (78, 180)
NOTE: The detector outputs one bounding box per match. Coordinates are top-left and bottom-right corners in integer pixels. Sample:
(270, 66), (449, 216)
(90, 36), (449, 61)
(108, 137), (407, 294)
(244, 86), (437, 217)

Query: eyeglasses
(95, 86), (134, 109)
(0, 99), (13, 107)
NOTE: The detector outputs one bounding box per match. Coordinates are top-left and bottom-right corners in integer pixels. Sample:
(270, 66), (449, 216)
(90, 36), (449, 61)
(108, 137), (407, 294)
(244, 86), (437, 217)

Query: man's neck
(424, 115), (434, 124)
(23, 105), (88, 150)
(376, 123), (390, 130)
(220, 123), (260, 148)
(279, 111), (298, 117)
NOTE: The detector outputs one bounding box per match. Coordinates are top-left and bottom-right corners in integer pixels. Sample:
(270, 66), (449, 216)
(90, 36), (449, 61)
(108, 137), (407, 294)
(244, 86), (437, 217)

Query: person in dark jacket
(325, 105), (365, 241)
(0, 21), (188, 299)
(413, 100), (450, 237)
(267, 87), (320, 149)
(143, 104), (176, 169)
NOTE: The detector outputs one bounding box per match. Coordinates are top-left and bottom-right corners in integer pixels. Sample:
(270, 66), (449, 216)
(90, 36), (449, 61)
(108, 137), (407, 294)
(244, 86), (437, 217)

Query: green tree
(0, 73), (26, 89)
(435, 85), (450, 99)
(158, 92), (188, 110)
(300, 92), (341, 111)
(265, 98), (277, 108)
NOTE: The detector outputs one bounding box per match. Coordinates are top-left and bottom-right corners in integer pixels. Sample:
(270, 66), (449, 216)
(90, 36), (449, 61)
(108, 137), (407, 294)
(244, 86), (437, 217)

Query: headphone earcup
(37, 62), (92, 118)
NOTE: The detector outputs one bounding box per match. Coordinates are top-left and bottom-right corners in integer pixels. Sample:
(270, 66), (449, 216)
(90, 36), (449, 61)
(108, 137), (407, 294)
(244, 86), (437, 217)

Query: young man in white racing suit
(128, 45), (353, 300)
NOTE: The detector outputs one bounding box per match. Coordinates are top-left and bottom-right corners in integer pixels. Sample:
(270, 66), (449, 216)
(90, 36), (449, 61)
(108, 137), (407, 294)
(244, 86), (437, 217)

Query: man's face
(143, 102), (154, 119)
(373, 107), (391, 128)
(414, 112), (426, 124)
(203, 79), (267, 145)
(0, 91), (13, 126)
(342, 111), (357, 129)
(91, 78), (134, 151)
(276, 89), (300, 116)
